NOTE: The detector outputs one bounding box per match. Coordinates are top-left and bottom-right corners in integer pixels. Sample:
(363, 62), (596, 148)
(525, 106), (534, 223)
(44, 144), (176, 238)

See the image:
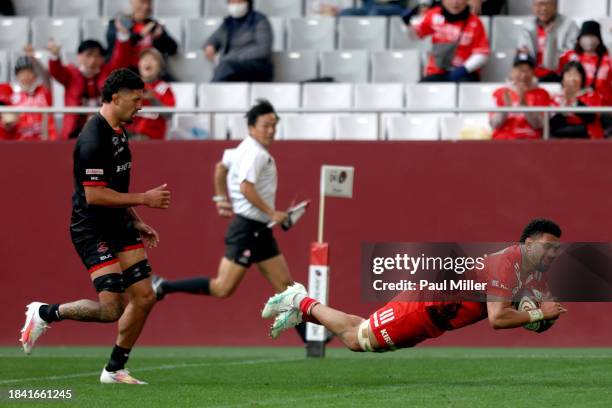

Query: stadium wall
(2, 140), (611, 348)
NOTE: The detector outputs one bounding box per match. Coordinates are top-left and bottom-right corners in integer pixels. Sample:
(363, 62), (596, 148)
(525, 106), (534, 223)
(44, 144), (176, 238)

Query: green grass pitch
(1, 347), (611, 407)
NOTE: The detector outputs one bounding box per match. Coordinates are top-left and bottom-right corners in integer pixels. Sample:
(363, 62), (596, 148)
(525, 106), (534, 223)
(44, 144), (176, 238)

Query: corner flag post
(306, 165), (355, 358)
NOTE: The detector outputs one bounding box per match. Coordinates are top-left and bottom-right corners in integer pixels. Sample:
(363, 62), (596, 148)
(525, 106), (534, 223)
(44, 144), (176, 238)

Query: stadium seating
(272, 51), (318, 82)
(169, 82), (197, 108)
(371, 50), (421, 83)
(81, 18), (109, 47)
(507, 0), (532, 16)
(198, 83), (250, 111)
(31, 17), (81, 53)
(14, 0), (51, 17)
(286, 17), (336, 52)
(441, 115), (492, 141)
(153, 0), (201, 17)
(304, 0), (355, 16)
(0, 50), (8, 83)
(250, 83), (301, 110)
(282, 114), (335, 140)
(52, 0), (100, 18)
(353, 83), (404, 110)
(405, 83), (457, 110)
(386, 114), (440, 141)
(598, 18), (612, 51)
(560, 0), (608, 17)
(169, 114), (211, 139)
(102, 0), (130, 17)
(254, 0), (303, 18)
(269, 17), (286, 52)
(337, 17), (387, 51)
(302, 83), (352, 110)
(184, 18), (222, 52)
(458, 83), (500, 109)
(0, 18), (30, 52)
(491, 16), (531, 51)
(156, 17), (184, 50)
(481, 50), (513, 82)
(203, 0), (228, 17)
(335, 114), (379, 140)
(388, 16), (431, 51)
(167, 52), (214, 82)
(320, 50), (369, 82)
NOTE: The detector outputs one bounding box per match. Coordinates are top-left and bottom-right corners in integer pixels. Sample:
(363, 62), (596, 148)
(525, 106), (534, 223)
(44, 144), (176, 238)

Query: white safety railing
(1, 106), (611, 140)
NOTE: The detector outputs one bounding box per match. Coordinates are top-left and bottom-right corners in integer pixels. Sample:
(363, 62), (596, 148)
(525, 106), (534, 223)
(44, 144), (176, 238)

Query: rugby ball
(516, 295), (555, 333)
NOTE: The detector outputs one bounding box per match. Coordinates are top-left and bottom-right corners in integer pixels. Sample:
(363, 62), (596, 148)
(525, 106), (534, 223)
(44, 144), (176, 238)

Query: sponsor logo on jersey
(86, 169), (104, 175)
(97, 242), (109, 253)
(116, 162), (132, 173)
(100, 254), (113, 261)
(380, 329), (395, 348)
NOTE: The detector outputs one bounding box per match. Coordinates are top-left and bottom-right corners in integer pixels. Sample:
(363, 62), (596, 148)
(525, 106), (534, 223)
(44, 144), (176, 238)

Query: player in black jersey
(19, 69), (171, 384)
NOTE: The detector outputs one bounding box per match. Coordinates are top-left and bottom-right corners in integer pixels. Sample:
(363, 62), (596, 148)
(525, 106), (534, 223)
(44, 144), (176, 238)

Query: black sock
(38, 304), (61, 323)
(162, 277), (210, 295)
(106, 345), (131, 372)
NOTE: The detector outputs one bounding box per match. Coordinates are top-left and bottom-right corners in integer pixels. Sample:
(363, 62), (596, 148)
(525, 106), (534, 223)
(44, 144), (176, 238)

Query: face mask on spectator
(228, 2), (249, 18)
(579, 36), (599, 53)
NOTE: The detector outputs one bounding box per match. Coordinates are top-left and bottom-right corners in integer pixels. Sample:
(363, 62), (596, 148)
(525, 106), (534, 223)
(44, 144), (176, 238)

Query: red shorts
(368, 302), (445, 350)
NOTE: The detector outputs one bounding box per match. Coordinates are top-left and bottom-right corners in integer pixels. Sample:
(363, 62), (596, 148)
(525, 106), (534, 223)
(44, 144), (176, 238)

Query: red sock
(299, 297), (321, 325)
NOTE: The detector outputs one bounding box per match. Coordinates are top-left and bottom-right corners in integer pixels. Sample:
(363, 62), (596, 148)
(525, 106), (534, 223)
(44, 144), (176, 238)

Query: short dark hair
(561, 61), (587, 89)
(78, 39), (105, 55)
(246, 99), (278, 127)
(101, 68), (144, 103)
(520, 219), (562, 243)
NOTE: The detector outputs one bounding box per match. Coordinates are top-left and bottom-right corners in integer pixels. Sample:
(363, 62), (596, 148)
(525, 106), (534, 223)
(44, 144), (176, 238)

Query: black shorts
(71, 218), (144, 274)
(224, 215), (280, 267)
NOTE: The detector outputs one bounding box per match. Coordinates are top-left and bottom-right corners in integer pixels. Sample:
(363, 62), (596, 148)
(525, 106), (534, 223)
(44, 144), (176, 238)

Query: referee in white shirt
(153, 100), (300, 317)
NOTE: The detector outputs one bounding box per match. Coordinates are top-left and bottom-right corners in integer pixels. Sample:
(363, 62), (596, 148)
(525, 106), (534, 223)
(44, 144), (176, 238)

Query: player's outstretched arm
(213, 162), (233, 217)
(85, 184), (171, 209)
(486, 300), (566, 330)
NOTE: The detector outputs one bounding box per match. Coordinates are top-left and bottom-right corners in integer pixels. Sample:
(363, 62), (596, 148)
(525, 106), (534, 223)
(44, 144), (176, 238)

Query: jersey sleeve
(471, 18), (490, 55)
(236, 149), (267, 185)
(221, 148), (236, 170)
(77, 141), (111, 187)
(484, 252), (517, 300)
(412, 9), (434, 38)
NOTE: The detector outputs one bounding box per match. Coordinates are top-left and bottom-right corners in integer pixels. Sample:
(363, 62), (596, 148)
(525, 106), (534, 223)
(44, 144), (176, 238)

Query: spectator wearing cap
(339, 0), (409, 16)
(559, 21), (612, 106)
(127, 48), (175, 140)
(490, 53), (552, 140)
(204, 0), (273, 82)
(550, 61), (604, 139)
(106, 0), (178, 68)
(48, 20), (133, 139)
(517, 0), (579, 82)
(403, 0), (490, 82)
(10, 46), (57, 141)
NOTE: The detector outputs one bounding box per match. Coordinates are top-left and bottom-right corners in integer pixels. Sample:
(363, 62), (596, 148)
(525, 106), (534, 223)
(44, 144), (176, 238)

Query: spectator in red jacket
(490, 52), (551, 140)
(128, 48), (175, 140)
(10, 47), (57, 141)
(551, 61), (604, 139)
(403, 0), (490, 82)
(558, 21), (612, 106)
(0, 82), (15, 140)
(48, 21), (133, 139)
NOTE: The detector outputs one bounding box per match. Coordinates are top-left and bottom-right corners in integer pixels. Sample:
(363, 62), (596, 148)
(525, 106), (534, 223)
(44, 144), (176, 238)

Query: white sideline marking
(0, 357), (299, 385)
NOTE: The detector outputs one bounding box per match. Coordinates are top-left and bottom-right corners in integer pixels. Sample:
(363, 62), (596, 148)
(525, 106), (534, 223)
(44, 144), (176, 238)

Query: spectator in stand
(468, 0), (506, 15)
(517, 0), (578, 82)
(10, 46), (56, 141)
(204, 0), (273, 82)
(48, 21), (133, 139)
(550, 61), (604, 139)
(403, 0), (490, 82)
(106, 0), (178, 68)
(338, 0), (409, 16)
(490, 53), (551, 140)
(0, 79), (15, 140)
(559, 21), (612, 106)
(128, 48), (175, 140)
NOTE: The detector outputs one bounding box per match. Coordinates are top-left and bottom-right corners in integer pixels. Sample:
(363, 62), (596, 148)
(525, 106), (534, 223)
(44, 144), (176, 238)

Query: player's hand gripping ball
(515, 292), (555, 333)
